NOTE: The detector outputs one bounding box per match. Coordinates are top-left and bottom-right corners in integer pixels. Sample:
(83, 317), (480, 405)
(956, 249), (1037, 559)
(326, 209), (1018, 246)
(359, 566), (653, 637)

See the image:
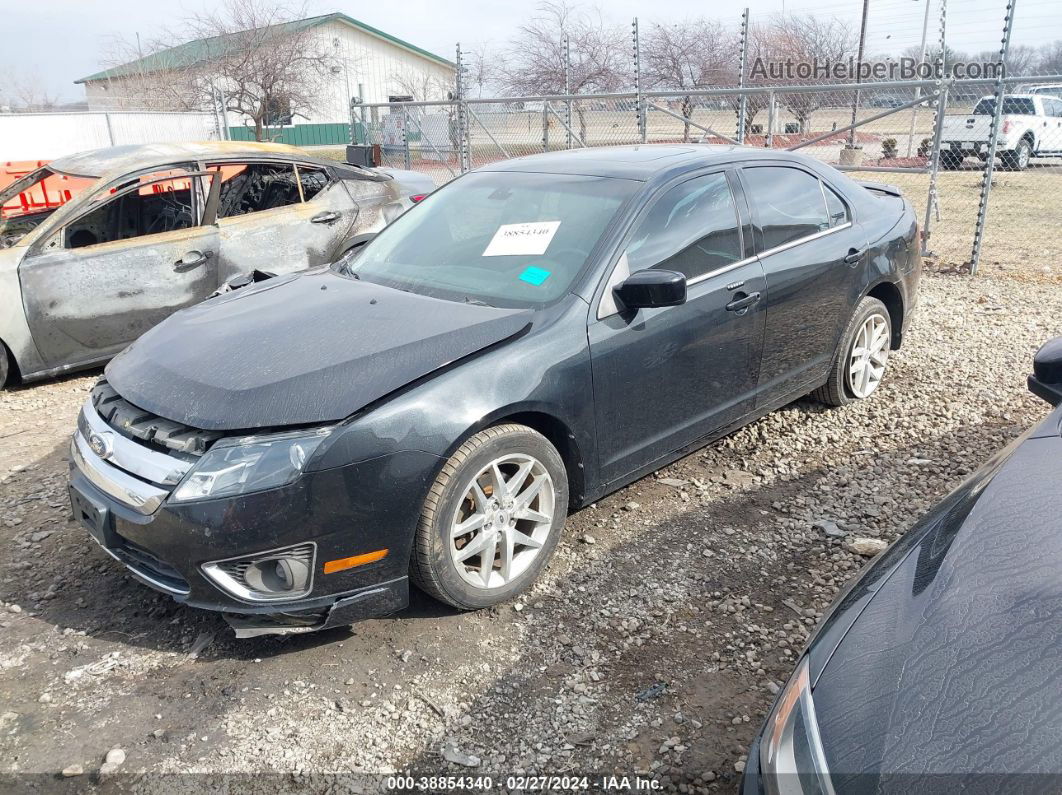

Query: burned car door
(208, 161), (358, 280)
(19, 167), (220, 368)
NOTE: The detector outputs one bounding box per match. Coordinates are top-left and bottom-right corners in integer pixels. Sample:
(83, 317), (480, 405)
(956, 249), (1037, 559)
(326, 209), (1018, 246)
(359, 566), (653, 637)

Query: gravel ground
(1, 271), (1059, 791)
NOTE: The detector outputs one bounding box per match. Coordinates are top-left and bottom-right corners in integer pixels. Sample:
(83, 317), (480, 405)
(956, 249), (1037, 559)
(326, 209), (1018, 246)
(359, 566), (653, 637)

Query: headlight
(171, 428), (331, 503)
(760, 658), (836, 795)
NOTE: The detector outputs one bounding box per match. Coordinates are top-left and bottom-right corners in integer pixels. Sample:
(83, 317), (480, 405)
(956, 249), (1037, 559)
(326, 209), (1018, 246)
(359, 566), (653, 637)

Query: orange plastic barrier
(1, 161), (94, 218)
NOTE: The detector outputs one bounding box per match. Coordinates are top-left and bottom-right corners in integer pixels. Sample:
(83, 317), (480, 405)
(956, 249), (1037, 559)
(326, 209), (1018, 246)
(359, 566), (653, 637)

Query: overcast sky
(5, 0), (1059, 101)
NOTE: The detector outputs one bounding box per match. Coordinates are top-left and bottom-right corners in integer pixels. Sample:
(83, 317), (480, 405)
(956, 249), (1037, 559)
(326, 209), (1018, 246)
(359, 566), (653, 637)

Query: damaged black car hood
(106, 269), (532, 430)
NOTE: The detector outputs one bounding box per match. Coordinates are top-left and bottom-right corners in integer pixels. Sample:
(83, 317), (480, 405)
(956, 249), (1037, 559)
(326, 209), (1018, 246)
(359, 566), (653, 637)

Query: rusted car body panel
(0, 141), (433, 383)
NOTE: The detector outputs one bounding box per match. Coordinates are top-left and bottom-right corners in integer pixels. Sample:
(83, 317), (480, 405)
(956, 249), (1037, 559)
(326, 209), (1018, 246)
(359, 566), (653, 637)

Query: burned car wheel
(0, 344), (10, 389)
(410, 424), (568, 610)
(813, 296), (892, 407)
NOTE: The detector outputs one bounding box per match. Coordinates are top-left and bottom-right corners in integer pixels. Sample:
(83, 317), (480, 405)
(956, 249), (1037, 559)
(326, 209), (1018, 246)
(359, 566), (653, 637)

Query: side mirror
(614, 269), (687, 311)
(1029, 337), (1062, 406)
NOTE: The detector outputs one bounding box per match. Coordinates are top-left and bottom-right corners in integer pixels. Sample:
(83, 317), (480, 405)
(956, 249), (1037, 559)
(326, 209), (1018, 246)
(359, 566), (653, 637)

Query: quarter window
(823, 183), (850, 227)
(625, 172), (742, 280)
(743, 167), (830, 250)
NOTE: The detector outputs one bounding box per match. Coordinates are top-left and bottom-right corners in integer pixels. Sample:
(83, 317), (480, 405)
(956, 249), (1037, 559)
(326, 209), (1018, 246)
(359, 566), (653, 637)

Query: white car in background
(939, 93), (1062, 170)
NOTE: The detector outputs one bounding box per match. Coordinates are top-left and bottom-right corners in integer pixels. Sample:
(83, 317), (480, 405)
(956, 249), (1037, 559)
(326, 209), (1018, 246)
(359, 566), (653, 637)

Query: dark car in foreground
(66, 145), (920, 636)
(744, 339), (1062, 794)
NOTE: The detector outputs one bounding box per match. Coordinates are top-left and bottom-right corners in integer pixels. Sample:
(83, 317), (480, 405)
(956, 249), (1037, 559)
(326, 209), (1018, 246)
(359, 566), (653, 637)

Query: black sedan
(66, 145), (920, 636)
(744, 340), (1062, 793)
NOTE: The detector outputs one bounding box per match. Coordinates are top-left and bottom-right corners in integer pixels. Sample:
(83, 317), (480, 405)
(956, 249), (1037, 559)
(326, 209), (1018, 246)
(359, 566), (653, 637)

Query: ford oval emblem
(88, 432), (113, 460)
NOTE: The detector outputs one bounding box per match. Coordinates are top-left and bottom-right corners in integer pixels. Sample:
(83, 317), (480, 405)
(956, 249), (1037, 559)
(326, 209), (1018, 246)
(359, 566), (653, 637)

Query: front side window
(343, 171), (638, 308)
(65, 168), (199, 248)
(625, 172), (742, 280)
(208, 162), (303, 219)
(743, 166), (830, 250)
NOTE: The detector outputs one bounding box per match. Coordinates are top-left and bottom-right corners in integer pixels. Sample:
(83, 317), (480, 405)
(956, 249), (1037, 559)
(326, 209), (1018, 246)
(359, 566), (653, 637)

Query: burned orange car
(0, 141), (433, 386)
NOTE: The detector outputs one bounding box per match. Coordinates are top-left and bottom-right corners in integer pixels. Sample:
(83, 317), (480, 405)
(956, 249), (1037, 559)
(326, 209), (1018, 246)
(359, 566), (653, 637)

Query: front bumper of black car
(67, 428), (440, 637)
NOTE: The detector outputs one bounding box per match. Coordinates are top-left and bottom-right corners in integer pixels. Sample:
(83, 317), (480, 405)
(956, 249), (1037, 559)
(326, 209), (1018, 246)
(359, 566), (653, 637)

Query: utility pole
(848, 0), (870, 149)
(906, 0), (933, 157)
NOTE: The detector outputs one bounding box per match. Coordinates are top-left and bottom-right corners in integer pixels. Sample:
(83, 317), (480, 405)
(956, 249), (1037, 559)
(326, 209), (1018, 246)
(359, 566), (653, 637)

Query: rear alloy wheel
(0, 344), (10, 389)
(813, 296), (892, 407)
(410, 424), (568, 610)
(1001, 139), (1032, 171)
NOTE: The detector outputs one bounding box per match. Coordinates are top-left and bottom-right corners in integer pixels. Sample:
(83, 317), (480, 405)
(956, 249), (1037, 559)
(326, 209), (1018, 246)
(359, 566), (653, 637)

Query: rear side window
(626, 172), (742, 280)
(743, 167), (829, 250)
(208, 163), (303, 218)
(297, 166), (331, 200)
(972, 97), (1036, 116)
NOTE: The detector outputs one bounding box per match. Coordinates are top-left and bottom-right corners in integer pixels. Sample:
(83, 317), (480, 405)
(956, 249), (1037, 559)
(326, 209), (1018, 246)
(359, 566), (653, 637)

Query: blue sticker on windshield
(519, 266), (551, 286)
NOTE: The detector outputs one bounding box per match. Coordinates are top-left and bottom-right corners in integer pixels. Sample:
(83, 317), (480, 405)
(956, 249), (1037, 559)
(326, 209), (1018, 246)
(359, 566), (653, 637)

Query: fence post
(737, 8), (749, 144)
(564, 34), (573, 150)
(542, 101), (550, 152)
(922, 0), (948, 257)
(348, 98), (358, 145)
(766, 90), (776, 149)
(401, 105), (412, 171)
(455, 43), (471, 173)
(632, 18), (646, 143)
(104, 113), (116, 146)
(969, 0), (1017, 274)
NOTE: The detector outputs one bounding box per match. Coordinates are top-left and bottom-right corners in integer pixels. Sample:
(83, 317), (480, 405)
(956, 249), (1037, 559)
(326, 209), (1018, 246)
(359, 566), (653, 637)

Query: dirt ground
(2, 267), (1059, 792)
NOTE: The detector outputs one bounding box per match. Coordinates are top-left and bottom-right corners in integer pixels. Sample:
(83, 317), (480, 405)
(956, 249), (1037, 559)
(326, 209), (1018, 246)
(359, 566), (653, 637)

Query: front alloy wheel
(410, 424), (568, 610)
(449, 454), (555, 589)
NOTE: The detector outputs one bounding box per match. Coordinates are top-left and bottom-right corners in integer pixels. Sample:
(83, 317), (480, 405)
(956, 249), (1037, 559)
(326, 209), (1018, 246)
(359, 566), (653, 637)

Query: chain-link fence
(353, 70), (1062, 279)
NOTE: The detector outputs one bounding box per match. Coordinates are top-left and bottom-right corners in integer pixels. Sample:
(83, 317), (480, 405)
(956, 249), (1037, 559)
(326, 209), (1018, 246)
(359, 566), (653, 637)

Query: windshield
(341, 171), (638, 308)
(973, 96), (1036, 116)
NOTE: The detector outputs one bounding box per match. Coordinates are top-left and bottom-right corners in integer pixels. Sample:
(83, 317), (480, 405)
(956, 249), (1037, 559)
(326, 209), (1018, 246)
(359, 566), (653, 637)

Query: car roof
(476, 144), (812, 182)
(48, 141), (324, 178)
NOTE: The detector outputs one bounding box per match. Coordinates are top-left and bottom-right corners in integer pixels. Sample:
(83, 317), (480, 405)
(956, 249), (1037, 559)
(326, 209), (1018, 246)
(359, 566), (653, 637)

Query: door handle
(725, 291), (761, 313)
(310, 211), (341, 224)
(843, 248), (865, 266)
(174, 250), (211, 272)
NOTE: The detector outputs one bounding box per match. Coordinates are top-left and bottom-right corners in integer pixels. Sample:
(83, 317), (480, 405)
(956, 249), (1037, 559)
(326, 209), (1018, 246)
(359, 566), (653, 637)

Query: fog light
(202, 543), (315, 602)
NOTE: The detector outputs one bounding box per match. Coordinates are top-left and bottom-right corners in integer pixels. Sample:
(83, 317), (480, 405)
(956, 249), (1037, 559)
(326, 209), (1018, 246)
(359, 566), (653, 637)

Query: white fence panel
(0, 112), (218, 162)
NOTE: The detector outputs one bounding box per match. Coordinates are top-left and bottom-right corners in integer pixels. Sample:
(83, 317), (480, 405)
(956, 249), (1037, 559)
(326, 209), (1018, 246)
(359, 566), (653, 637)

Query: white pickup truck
(940, 93), (1062, 170)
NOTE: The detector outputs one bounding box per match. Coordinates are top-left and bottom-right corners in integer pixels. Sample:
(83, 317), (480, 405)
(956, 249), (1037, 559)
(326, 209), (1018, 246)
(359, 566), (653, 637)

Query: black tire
(813, 296), (892, 407)
(939, 151), (963, 170)
(409, 423), (569, 610)
(0, 344), (9, 390)
(1000, 138), (1032, 171)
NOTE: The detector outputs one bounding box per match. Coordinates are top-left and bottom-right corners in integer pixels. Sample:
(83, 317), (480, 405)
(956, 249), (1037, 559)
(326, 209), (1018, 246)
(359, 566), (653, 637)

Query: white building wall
(305, 20), (454, 122)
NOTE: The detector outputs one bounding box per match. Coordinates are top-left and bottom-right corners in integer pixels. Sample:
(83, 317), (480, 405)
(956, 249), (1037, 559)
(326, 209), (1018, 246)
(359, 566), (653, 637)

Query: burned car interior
(66, 172), (198, 248)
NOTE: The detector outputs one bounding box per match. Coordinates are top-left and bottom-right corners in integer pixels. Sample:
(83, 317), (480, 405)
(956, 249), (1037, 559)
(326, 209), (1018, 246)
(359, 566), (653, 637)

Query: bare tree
(389, 67), (451, 102)
(503, 1), (628, 143)
(642, 19), (736, 141)
(462, 45), (504, 99)
(0, 67), (60, 112)
(769, 14), (857, 132)
(1038, 41), (1062, 75)
(100, 0), (336, 140)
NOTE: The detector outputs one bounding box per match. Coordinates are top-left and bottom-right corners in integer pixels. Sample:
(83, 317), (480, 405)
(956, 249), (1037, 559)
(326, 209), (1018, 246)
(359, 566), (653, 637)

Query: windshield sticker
(519, 266), (552, 286)
(482, 221), (561, 257)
